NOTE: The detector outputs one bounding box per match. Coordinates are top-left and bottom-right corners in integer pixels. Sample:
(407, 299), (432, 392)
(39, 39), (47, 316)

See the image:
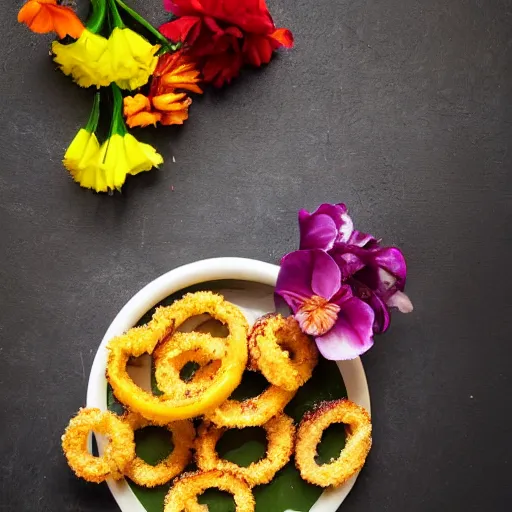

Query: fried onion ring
(106, 292), (248, 424)
(195, 414), (295, 487)
(295, 399), (372, 487)
(164, 470), (255, 512)
(153, 333), (226, 399)
(204, 373), (296, 428)
(248, 314), (318, 392)
(61, 408), (135, 483)
(122, 412), (195, 487)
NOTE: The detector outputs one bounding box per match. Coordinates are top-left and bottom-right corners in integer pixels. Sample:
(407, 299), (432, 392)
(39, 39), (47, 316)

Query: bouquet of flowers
(18, 0), (293, 193)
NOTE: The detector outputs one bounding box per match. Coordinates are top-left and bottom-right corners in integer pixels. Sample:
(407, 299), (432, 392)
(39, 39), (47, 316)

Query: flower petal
(366, 291), (390, 333)
(310, 250), (341, 300)
(348, 229), (376, 247)
(270, 28), (294, 48)
(316, 298), (375, 360)
(275, 250), (315, 312)
(330, 244), (366, 280)
(373, 247), (407, 290)
(159, 16), (202, 44)
(386, 291), (413, 313)
(123, 94), (151, 117)
(299, 213), (338, 251)
(243, 34), (273, 67)
(299, 203), (354, 250)
(316, 203), (353, 242)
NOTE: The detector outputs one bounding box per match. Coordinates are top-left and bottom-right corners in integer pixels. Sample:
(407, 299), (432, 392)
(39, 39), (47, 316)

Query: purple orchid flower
(299, 203), (413, 332)
(275, 249), (376, 360)
(299, 203), (373, 251)
(331, 244), (413, 332)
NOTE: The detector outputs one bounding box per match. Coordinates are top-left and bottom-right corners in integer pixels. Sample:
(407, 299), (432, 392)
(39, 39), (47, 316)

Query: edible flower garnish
(276, 203), (413, 360)
(100, 85), (163, 191)
(18, 0), (84, 39)
(123, 51), (201, 128)
(18, 0), (294, 192)
(160, 0), (294, 87)
(105, 26), (160, 91)
(51, 0), (110, 88)
(64, 93), (105, 191)
(64, 85), (163, 192)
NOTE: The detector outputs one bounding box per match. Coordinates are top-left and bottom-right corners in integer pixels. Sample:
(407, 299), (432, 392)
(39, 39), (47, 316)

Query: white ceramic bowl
(87, 257), (371, 512)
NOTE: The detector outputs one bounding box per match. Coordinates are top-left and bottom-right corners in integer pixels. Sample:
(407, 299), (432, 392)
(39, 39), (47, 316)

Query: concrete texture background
(1, 0), (511, 510)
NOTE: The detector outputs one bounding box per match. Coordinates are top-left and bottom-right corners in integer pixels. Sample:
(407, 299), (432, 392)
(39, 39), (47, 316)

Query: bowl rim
(86, 257), (371, 512)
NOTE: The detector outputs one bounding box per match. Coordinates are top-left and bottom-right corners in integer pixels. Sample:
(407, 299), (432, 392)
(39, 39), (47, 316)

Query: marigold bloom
(18, 0), (84, 39)
(123, 51), (201, 128)
(154, 52), (203, 94)
(124, 93), (192, 128)
(52, 29), (111, 88)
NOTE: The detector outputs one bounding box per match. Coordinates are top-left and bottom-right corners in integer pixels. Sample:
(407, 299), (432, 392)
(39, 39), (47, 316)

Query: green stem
(85, 92), (101, 133)
(86, 0), (108, 33)
(110, 84), (128, 136)
(108, 0), (125, 29)
(114, 0), (179, 51)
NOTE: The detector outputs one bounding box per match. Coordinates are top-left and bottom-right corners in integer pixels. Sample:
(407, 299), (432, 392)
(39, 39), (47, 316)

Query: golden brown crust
(295, 399), (372, 488)
(204, 376), (296, 428)
(154, 348), (222, 399)
(153, 332), (226, 399)
(106, 292), (249, 424)
(122, 412), (195, 487)
(248, 314), (318, 392)
(195, 414), (295, 487)
(61, 408), (135, 483)
(164, 470), (255, 512)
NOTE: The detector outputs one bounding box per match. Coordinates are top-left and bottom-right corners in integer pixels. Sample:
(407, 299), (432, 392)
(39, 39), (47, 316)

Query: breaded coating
(106, 292), (248, 424)
(295, 399), (372, 487)
(61, 408), (135, 483)
(204, 374), (296, 428)
(123, 412), (195, 487)
(196, 414), (295, 487)
(164, 470), (255, 512)
(154, 332), (226, 399)
(248, 314), (318, 392)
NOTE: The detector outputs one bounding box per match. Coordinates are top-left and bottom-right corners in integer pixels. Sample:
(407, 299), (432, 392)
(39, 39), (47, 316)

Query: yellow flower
(99, 133), (163, 191)
(63, 128), (108, 192)
(52, 29), (111, 88)
(105, 27), (160, 90)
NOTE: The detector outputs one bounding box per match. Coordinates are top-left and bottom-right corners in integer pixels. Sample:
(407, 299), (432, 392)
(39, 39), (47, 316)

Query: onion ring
(295, 399), (372, 487)
(195, 414), (295, 487)
(153, 332), (226, 399)
(248, 314), (318, 392)
(61, 408), (135, 483)
(204, 372), (296, 428)
(123, 412), (195, 487)
(164, 470), (255, 512)
(106, 292), (248, 424)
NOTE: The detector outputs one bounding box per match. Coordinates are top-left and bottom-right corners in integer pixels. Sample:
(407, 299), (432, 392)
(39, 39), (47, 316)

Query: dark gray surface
(1, 0), (512, 510)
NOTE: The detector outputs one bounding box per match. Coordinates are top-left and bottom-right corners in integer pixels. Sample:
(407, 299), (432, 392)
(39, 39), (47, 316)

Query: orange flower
(18, 0), (84, 39)
(124, 94), (162, 127)
(124, 93), (192, 128)
(153, 52), (203, 94)
(123, 51), (202, 128)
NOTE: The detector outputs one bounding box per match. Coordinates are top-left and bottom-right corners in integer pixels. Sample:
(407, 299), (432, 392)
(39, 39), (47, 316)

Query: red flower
(160, 0), (293, 87)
